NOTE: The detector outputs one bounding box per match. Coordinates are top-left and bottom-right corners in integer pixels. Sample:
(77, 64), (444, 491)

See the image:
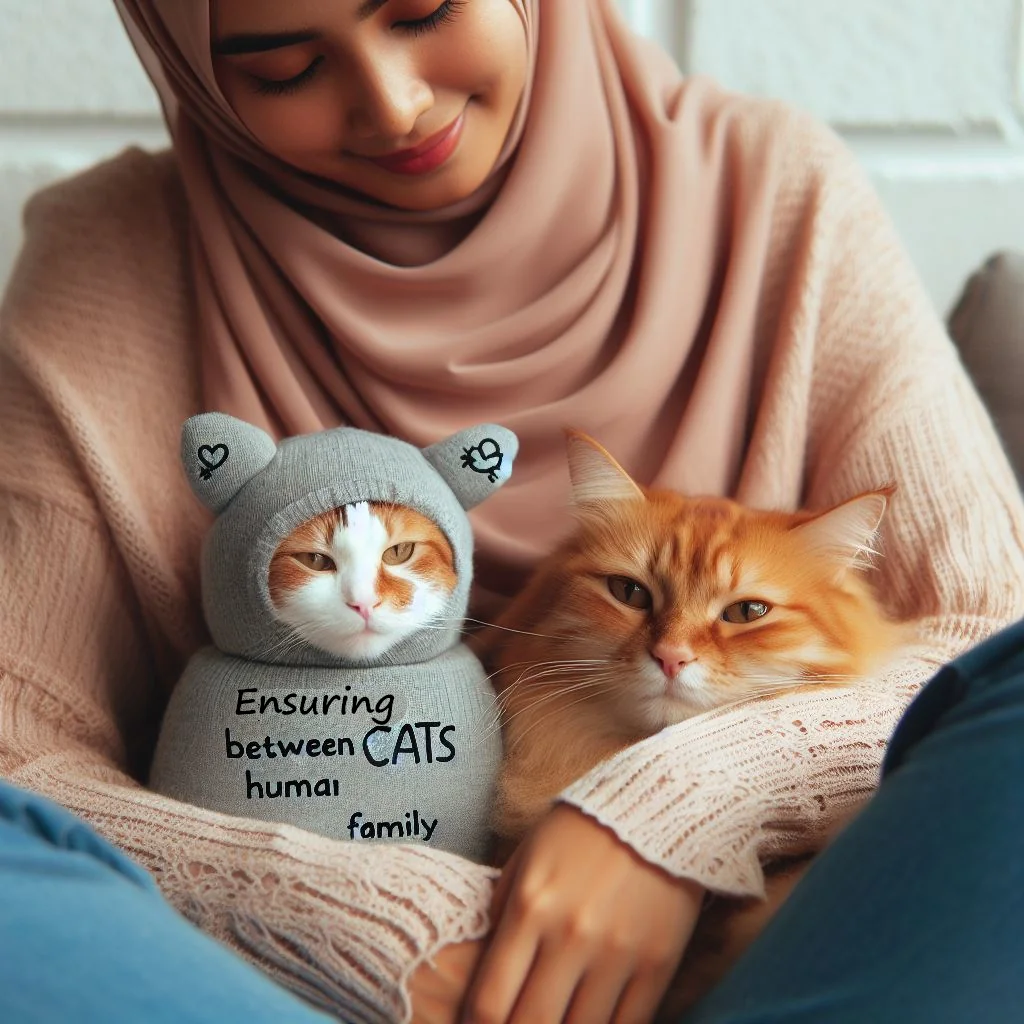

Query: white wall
(2, 0), (1022, 315)
(669, 0), (1024, 316)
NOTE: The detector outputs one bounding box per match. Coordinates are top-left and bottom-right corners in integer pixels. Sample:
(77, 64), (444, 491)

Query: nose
(347, 55), (434, 141)
(347, 602), (375, 623)
(651, 642), (696, 680)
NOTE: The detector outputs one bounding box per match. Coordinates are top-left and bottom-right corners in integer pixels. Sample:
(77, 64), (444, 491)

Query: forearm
(6, 709), (497, 1024)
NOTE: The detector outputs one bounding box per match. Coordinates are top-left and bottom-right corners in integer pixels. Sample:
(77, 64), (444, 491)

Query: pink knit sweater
(2, 101), (1023, 1023)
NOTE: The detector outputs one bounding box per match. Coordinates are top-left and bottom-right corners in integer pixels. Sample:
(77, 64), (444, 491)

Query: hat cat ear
(180, 413), (278, 514)
(565, 429), (645, 507)
(422, 424), (518, 510)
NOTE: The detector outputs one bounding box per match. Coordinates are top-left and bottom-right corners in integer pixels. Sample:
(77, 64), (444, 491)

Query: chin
(317, 627), (404, 661)
(360, 167), (490, 213)
(660, 699), (708, 727)
(629, 677), (714, 733)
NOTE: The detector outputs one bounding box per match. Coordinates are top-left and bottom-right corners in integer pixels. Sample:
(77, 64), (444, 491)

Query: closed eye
(396, 0), (466, 37)
(251, 55), (326, 97)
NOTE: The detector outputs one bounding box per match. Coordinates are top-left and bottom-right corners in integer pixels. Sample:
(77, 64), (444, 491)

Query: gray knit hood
(181, 413), (518, 668)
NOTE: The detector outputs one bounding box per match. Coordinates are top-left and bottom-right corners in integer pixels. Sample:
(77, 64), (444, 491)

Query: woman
(0, 1), (1022, 1023)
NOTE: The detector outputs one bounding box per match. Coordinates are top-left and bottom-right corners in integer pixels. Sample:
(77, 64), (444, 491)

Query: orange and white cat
(268, 502), (457, 658)
(477, 430), (906, 1011)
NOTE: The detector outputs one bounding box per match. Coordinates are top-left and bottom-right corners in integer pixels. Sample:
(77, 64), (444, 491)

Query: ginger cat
(477, 430), (906, 1012)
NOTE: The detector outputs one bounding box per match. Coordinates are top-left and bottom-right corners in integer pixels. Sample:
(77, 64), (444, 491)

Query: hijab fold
(114, 0), (773, 605)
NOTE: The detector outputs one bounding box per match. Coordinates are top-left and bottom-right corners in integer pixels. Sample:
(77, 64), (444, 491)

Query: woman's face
(211, 0), (528, 211)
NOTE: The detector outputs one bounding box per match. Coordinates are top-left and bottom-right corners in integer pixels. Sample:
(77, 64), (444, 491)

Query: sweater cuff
(555, 642), (961, 898)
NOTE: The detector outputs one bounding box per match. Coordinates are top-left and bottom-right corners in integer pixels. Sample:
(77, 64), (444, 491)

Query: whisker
(507, 685), (618, 752)
(496, 671), (616, 707)
(476, 669), (619, 746)
(433, 616), (571, 642)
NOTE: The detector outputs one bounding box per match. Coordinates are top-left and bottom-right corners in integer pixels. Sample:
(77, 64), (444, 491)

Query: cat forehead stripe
(344, 502), (373, 530)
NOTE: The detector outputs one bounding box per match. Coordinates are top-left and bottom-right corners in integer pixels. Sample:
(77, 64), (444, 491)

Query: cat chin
(650, 698), (708, 730)
(304, 627), (409, 661)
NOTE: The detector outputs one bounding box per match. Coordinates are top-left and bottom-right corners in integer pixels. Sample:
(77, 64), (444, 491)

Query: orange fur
(483, 468), (905, 841)
(477, 431), (908, 1011)
(375, 505), (458, 599)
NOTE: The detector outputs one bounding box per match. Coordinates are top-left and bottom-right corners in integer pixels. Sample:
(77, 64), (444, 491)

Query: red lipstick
(365, 114), (464, 176)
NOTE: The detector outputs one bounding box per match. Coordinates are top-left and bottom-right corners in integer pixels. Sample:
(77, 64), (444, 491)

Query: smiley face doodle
(460, 438), (505, 483)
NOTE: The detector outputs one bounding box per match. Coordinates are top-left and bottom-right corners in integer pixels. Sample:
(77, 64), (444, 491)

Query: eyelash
(253, 56), (326, 97)
(400, 0), (466, 38)
(251, 0), (467, 97)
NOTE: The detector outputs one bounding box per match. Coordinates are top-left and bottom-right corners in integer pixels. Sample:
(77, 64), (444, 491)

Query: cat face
(268, 502), (457, 661)
(495, 432), (900, 735)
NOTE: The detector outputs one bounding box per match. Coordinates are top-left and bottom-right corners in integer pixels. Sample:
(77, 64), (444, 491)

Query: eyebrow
(212, 2), (391, 56)
(357, 0), (392, 20)
(212, 30), (321, 56)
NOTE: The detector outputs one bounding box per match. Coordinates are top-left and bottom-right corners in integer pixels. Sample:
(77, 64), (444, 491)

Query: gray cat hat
(181, 413), (518, 668)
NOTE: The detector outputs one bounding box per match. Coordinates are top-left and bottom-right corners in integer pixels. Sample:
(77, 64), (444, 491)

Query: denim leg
(681, 618), (1024, 1024)
(0, 780), (335, 1024)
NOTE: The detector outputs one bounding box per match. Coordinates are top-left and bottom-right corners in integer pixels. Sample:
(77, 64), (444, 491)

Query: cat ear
(791, 486), (895, 571)
(422, 424), (518, 510)
(565, 429), (645, 507)
(180, 412), (278, 514)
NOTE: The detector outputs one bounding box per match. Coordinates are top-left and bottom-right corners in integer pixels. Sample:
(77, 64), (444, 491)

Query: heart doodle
(197, 444), (230, 481)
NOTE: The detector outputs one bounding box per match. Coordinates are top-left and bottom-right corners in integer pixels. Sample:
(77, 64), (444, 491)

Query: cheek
(226, 90), (348, 157)
(562, 581), (649, 651)
(445, 0), (528, 105)
(276, 574), (341, 619)
(376, 567), (415, 610)
(717, 617), (816, 673)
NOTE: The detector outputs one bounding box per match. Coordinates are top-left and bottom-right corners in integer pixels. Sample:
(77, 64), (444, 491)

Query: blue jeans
(683, 618), (1024, 1023)
(0, 781), (331, 1022)
(3, 620), (1024, 1023)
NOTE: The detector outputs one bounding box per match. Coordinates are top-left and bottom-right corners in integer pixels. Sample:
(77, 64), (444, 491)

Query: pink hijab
(115, 0), (771, 606)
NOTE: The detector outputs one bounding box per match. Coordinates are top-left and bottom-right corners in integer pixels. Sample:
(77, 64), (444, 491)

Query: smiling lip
(364, 114), (464, 176)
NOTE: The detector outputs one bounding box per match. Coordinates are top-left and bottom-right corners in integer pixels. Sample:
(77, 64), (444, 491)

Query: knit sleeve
(557, 109), (1024, 897)
(0, 156), (495, 1024)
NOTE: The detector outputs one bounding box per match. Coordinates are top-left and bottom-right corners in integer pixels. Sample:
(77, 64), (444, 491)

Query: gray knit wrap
(149, 414), (517, 862)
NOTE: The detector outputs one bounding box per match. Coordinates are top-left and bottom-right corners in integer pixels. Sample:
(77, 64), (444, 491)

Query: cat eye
(721, 600), (771, 624)
(382, 542), (416, 565)
(607, 576), (652, 610)
(294, 552), (336, 572)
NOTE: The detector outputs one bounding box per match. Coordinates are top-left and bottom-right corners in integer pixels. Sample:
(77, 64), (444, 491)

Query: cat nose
(347, 603), (374, 622)
(652, 643), (696, 679)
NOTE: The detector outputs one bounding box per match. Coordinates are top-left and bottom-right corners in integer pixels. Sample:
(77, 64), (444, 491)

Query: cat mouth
(350, 623), (383, 637)
(660, 665), (714, 706)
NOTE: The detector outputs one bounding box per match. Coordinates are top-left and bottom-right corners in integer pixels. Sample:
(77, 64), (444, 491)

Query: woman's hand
(462, 803), (704, 1024)
(410, 939), (487, 1024)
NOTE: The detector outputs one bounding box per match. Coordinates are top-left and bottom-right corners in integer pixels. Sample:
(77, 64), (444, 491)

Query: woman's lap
(0, 779), (332, 1024)
(3, 619), (1023, 1023)
(682, 617), (1024, 1023)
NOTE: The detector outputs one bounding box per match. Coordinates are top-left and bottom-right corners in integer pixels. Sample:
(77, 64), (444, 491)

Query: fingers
(507, 936), (592, 1024)
(563, 964), (632, 1024)
(463, 899), (539, 1024)
(488, 844), (522, 922)
(611, 962), (681, 1024)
